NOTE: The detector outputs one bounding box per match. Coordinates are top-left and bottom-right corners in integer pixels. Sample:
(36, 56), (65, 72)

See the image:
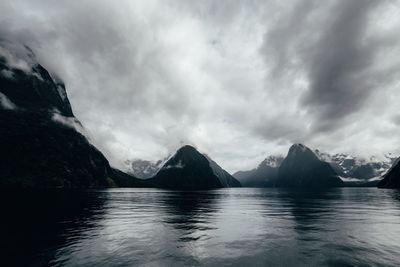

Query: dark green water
(2, 188), (400, 266)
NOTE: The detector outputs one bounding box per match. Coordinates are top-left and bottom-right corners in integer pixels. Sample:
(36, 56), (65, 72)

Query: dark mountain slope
(0, 40), (140, 188)
(233, 156), (284, 187)
(276, 144), (343, 188)
(150, 145), (240, 190)
(377, 158), (400, 188)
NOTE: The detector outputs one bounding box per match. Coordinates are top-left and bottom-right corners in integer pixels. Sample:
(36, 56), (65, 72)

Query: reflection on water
(2, 188), (400, 266)
(0, 190), (107, 266)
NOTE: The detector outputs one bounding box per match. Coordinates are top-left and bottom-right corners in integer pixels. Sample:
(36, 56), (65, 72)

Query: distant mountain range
(314, 150), (397, 182)
(124, 159), (166, 179)
(234, 145), (399, 188)
(128, 143), (400, 189)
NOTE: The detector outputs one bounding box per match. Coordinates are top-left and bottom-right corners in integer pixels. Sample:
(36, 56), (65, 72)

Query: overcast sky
(1, 0), (400, 172)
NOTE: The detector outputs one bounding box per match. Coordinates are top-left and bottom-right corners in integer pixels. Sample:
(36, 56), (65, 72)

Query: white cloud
(0, 92), (17, 110)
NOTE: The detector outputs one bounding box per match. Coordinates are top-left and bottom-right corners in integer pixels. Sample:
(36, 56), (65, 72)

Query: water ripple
(2, 188), (400, 266)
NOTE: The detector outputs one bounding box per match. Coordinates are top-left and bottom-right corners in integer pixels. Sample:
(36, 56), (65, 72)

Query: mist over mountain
(234, 145), (398, 187)
(0, 40), (140, 188)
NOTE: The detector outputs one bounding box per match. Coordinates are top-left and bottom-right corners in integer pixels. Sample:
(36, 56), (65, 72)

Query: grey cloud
(262, 0), (400, 133)
(253, 115), (309, 144)
(392, 115), (400, 126)
(0, 92), (17, 110)
(303, 0), (383, 129)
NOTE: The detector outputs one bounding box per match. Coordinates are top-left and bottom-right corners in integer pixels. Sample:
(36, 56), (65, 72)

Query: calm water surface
(2, 188), (400, 266)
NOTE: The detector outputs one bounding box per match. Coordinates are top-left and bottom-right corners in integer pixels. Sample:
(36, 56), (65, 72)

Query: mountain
(0, 40), (141, 188)
(276, 144), (343, 188)
(109, 168), (153, 188)
(233, 156), (284, 187)
(149, 145), (241, 190)
(315, 150), (397, 181)
(204, 154), (241, 187)
(234, 148), (395, 187)
(125, 159), (165, 179)
(377, 158), (400, 188)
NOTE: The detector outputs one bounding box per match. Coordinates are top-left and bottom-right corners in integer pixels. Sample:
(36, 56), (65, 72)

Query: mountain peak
(0, 40), (73, 117)
(0, 39), (119, 188)
(151, 145), (240, 189)
(287, 143), (319, 162)
(289, 143), (310, 153)
(176, 145), (199, 154)
(277, 143), (343, 188)
(164, 145), (202, 168)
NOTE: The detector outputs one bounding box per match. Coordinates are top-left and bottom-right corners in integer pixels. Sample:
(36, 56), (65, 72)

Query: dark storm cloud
(303, 0), (391, 131)
(262, 0), (400, 132)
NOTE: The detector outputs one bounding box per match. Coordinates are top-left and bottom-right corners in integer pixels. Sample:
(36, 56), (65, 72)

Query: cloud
(0, 39), (36, 73)
(1, 0), (400, 172)
(51, 112), (85, 135)
(262, 0), (400, 133)
(302, 0), (399, 132)
(0, 92), (17, 110)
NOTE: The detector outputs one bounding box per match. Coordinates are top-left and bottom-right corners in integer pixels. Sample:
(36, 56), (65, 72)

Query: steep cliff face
(0, 41), (73, 117)
(377, 158), (400, 188)
(205, 155), (241, 187)
(150, 145), (240, 190)
(0, 40), (139, 188)
(0, 110), (112, 187)
(276, 144), (343, 188)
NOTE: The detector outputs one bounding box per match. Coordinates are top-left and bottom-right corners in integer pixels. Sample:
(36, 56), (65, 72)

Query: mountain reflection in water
(2, 188), (400, 266)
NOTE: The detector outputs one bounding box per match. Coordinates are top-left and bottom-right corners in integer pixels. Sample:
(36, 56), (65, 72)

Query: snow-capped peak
(125, 158), (167, 179)
(259, 155), (284, 168)
(314, 149), (398, 179)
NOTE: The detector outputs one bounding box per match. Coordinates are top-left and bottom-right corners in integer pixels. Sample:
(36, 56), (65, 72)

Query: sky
(1, 0), (400, 172)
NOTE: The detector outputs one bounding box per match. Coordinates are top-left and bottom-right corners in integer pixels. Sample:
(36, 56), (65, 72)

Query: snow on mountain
(259, 155), (284, 168)
(314, 149), (398, 180)
(125, 158), (166, 179)
(162, 160), (185, 170)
